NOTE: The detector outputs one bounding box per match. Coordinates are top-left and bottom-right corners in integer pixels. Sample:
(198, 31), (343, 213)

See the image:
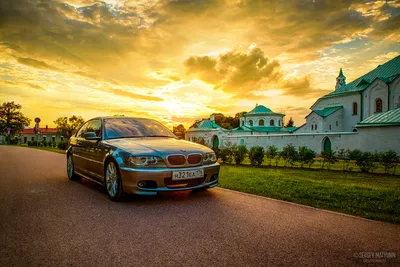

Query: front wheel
(105, 160), (124, 201)
(67, 153), (81, 181)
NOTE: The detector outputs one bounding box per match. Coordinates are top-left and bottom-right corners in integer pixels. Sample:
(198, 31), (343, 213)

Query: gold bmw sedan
(66, 117), (220, 201)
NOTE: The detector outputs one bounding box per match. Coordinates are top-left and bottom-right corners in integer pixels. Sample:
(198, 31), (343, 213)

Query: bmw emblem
(181, 149), (186, 152)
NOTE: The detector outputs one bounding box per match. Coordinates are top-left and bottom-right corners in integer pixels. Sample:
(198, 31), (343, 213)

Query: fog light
(137, 181), (146, 187)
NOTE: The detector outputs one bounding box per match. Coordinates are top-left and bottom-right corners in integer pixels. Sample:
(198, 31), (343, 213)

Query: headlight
(203, 152), (217, 164)
(128, 156), (163, 166)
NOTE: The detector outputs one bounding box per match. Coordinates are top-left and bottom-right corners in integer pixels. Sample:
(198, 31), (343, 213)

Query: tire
(104, 160), (124, 202)
(67, 153), (81, 181)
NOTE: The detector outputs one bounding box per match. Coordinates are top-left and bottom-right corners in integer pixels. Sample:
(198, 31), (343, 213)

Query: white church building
(185, 55), (400, 154)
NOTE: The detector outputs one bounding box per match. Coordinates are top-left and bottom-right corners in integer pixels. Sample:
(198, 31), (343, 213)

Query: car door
(83, 119), (104, 182)
(71, 121), (89, 173)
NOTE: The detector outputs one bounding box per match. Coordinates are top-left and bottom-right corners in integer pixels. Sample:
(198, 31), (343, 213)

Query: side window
(86, 119), (102, 137)
(76, 122), (89, 138)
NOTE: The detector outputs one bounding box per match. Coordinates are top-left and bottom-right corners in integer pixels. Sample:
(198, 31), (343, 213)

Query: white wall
(363, 79), (389, 118)
(216, 126), (400, 154)
(313, 93), (361, 132)
(390, 76), (400, 109)
(243, 115), (284, 127)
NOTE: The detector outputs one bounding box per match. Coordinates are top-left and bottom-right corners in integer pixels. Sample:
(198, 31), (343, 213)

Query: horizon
(1, 0), (399, 129)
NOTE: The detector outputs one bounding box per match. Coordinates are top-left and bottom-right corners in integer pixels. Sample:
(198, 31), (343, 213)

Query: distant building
(186, 55), (400, 154)
(19, 125), (64, 144)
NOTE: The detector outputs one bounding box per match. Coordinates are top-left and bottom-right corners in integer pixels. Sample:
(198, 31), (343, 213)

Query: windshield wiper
(147, 135), (174, 138)
(108, 136), (144, 139)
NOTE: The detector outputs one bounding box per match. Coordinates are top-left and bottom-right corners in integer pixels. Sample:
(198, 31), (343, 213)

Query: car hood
(103, 137), (212, 156)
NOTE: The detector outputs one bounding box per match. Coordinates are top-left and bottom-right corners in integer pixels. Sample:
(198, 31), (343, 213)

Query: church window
(269, 119), (274, 126)
(278, 120), (281, 126)
(259, 120), (264, 126)
(329, 125), (331, 130)
(352, 102), (358, 115)
(336, 121), (338, 126)
(375, 98), (382, 113)
(241, 120), (244, 126)
(311, 125), (314, 131)
(249, 120), (253, 126)
(315, 124), (318, 130)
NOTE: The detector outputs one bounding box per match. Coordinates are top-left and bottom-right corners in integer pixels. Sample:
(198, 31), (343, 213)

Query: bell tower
(335, 68), (346, 90)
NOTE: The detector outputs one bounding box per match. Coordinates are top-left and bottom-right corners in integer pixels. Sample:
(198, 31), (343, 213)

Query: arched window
(278, 120), (281, 126)
(352, 102), (358, 115)
(269, 119), (274, 126)
(311, 125), (314, 131)
(375, 98), (382, 113)
(249, 120), (253, 126)
(315, 124), (318, 130)
(329, 125), (331, 130)
(241, 120), (244, 126)
(259, 120), (264, 126)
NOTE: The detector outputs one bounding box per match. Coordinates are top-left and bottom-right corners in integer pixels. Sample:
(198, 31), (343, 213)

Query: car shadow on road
(74, 177), (218, 205)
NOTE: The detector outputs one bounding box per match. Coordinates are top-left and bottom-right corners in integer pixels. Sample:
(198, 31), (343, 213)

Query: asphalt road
(0, 146), (399, 267)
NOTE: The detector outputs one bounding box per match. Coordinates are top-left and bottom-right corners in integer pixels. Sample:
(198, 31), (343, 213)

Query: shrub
(274, 152), (281, 167)
(348, 149), (362, 161)
(265, 145), (278, 166)
(248, 146), (264, 166)
(380, 150), (399, 174)
(27, 141), (32, 147)
(355, 152), (376, 173)
(219, 145), (234, 164)
(43, 141), (48, 147)
(57, 142), (69, 150)
(321, 151), (337, 170)
(212, 147), (221, 160)
(281, 144), (298, 167)
(298, 146), (316, 168)
(52, 141), (57, 148)
(232, 145), (248, 164)
(10, 137), (19, 145)
(337, 149), (352, 171)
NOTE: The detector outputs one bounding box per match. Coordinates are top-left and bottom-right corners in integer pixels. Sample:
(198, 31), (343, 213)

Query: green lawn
(238, 157), (400, 175)
(16, 144), (65, 154)
(218, 164), (400, 223)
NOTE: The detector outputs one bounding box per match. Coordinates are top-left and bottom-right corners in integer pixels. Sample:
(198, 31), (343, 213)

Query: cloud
(184, 46), (331, 98)
(185, 47), (282, 94)
(110, 88), (163, 102)
(16, 57), (60, 72)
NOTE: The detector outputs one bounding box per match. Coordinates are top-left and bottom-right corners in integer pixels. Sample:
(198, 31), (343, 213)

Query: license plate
(172, 169), (204, 180)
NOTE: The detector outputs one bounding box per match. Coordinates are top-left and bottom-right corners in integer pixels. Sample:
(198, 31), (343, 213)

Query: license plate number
(172, 169), (204, 180)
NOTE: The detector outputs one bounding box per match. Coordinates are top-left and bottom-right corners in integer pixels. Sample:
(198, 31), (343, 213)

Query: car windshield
(104, 118), (176, 139)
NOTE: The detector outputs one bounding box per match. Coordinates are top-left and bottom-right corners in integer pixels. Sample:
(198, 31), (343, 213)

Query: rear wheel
(67, 153), (81, 181)
(105, 160), (124, 201)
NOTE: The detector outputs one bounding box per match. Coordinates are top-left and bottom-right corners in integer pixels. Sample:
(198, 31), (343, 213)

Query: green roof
(357, 108), (400, 127)
(338, 68), (345, 78)
(231, 126), (297, 133)
(249, 105), (272, 114)
(324, 55), (400, 98)
(186, 119), (222, 132)
(309, 106), (343, 118)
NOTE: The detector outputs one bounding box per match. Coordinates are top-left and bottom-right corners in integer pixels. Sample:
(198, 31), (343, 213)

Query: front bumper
(119, 163), (220, 195)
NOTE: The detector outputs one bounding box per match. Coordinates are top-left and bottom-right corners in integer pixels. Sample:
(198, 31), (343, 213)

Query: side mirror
(83, 132), (101, 141)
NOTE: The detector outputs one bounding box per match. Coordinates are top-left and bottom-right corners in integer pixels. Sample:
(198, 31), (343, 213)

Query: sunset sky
(0, 0), (399, 129)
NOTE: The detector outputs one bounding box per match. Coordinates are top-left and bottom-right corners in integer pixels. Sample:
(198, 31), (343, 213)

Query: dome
(248, 105), (273, 114)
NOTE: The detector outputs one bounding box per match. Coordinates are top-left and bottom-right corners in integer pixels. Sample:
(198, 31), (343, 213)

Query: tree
(232, 145), (248, 164)
(248, 146), (264, 166)
(281, 144), (298, 167)
(172, 124), (186, 139)
(54, 115), (85, 139)
(0, 102), (31, 140)
(265, 145), (278, 166)
(284, 117), (294, 128)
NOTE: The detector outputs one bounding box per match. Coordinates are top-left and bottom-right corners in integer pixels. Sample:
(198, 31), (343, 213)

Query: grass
(218, 164), (400, 223)
(237, 157), (400, 175)
(15, 144), (65, 154)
